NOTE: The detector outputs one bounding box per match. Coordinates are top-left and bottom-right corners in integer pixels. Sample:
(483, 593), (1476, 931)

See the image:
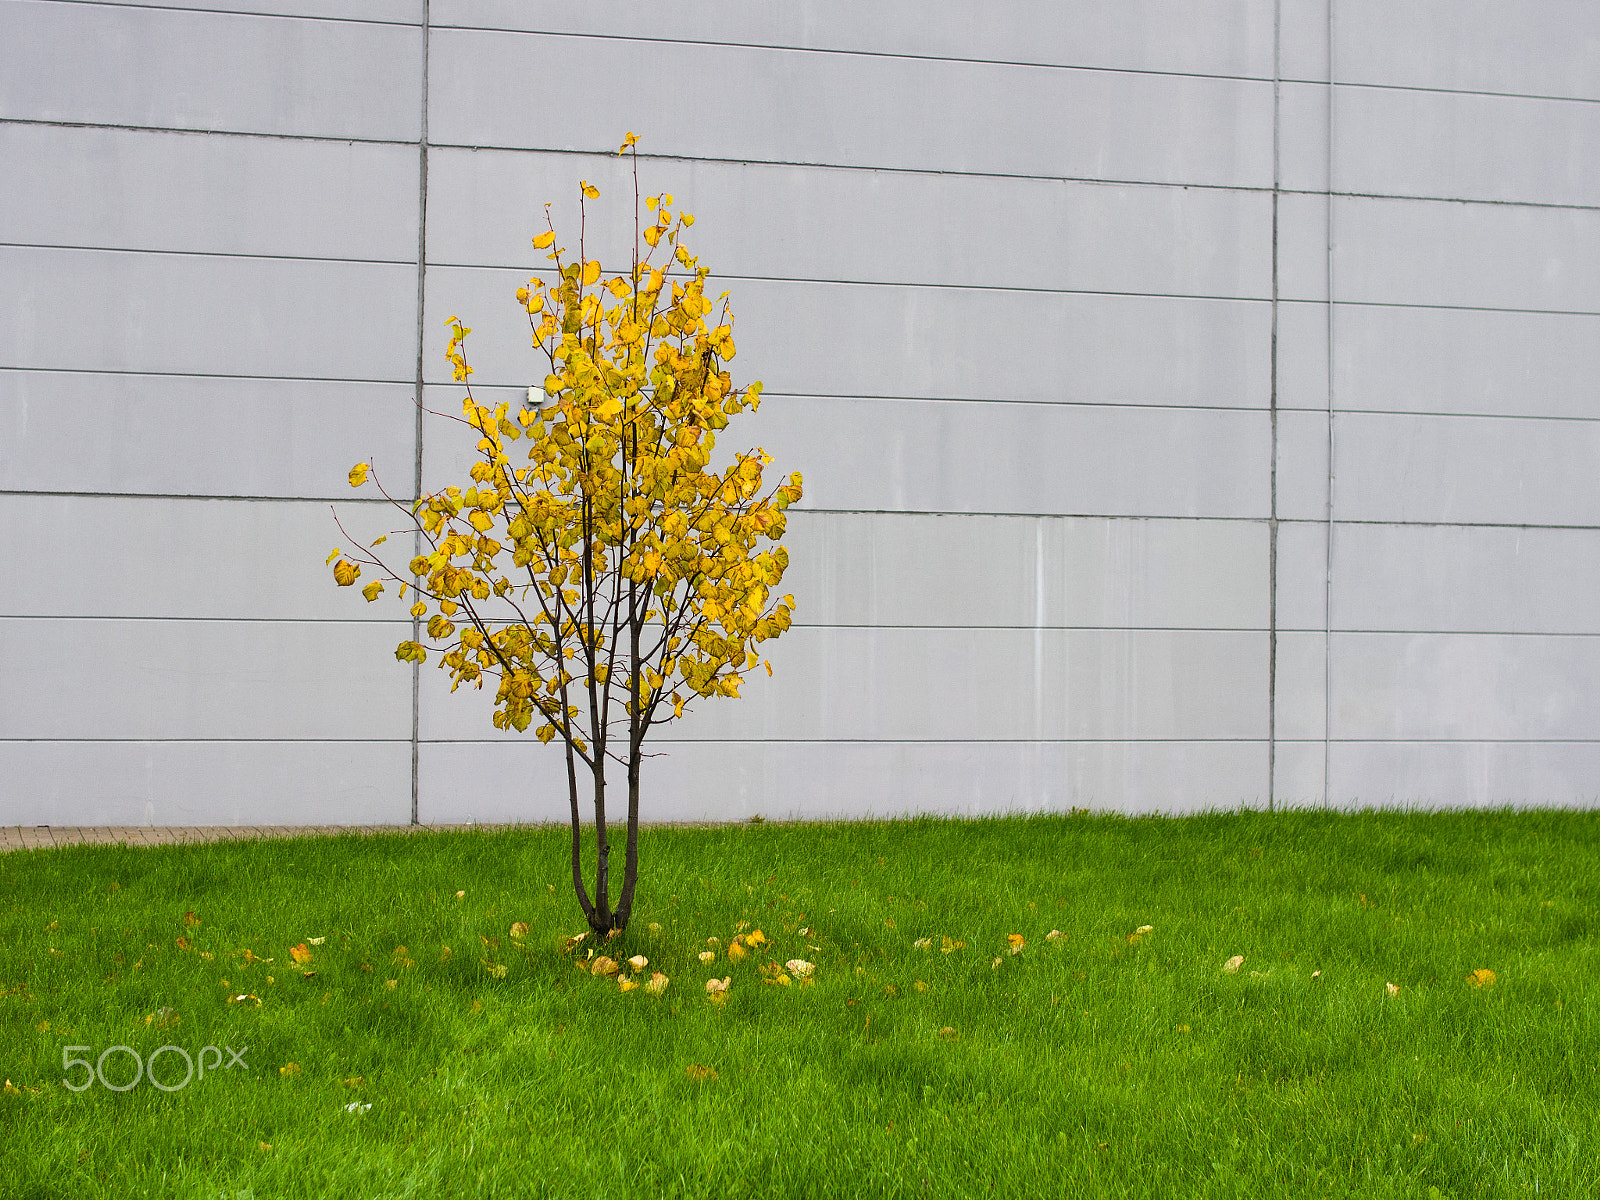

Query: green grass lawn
(0, 809), (1596, 1199)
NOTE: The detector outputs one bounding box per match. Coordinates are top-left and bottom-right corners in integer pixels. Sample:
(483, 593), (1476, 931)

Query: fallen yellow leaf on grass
(746, 929), (768, 949)
(1007, 933), (1025, 954)
(1046, 929), (1066, 943)
(344, 1076), (364, 1088)
(698, 950), (715, 964)
(227, 993), (261, 1006)
(646, 971), (669, 995)
(913, 937), (932, 950)
(290, 944), (312, 965)
(1468, 969), (1497, 988)
(562, 932), (589, 954)
(727, 941), (749, 963)
(1222, 955), (1244, 974)
(942, 936), (964, 953)
(184, 912), (201, 928)
(627, 955), (648, 972)
(384, 979), (397, 990)
(455, 890), (465, 899)
(279, 1063), (301, 1077)
(1386, 982), (1401, 996)
(705, 977), (730, 995)
(480, 961), (508, 979)
(175, 936), (192, 951)
(509, 923), (530, 943)
(938, 1027), (958, 1040)
(1127, 925), (1153, 944)
(259, 1142), (272, 1152)
(307, 936), (326, 946)
(2, 1080), (21, 1095)
(392, 946), (414, 969)
(648, 923), (662, 934)
(619, 977), (639, 993)
(686, 1064), (718, 1081)
(590, 956), (620, 977)
(786, 959), (815, 979)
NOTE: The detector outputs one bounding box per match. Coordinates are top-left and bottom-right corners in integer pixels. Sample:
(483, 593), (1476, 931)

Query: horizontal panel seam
(0, 241), (415, 266)
(0, 615), (1270, 631)
(29, 0), (421, 29)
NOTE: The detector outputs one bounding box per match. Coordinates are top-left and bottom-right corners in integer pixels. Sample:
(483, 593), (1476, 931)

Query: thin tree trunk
(616, 752), (641, 927)
(591, 762), (612, 933)
(565, 737), (596, 926)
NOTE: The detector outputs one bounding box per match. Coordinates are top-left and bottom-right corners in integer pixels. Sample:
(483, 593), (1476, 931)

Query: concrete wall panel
(0, 618), (411, 741)
(1328, 741), (1600, 809)
(427, 29), (1275, 189)
(1275, 520), (1328, 631)
(1331, 197), (1600, 313)
(1330, 86), (1600, 208)
(418, 626), (1268, 744)
(92, 1), (423, 22)
(431, 0), (1276, 79)
(421, 386), (1272, 520)
(0, 371), (413, 499)
(0, 124), (419, 262)
(1330, 633), (1600, 742)
(0, 740), (412, 826)
(1275, 410), (1330, 522)
(417, 738), (1270, 824)
(420, 273), (1272, 407)
(1329, 0), (1600, 101)
(780, 513), (1267, 631)
(0, 1), (422, 140)
(1333, 412), (1600, 527)
(1332, 524), (1600, 635)
(0, 247), (416, 381)
(1331, 305), (1600, 420)
(1274, 631), (1327, 743)
(425, 148), (1273, 299)
(0, 496), (407, 620)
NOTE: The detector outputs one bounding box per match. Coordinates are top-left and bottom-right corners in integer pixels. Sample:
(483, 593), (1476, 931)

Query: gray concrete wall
(2, 0), (1596, 823)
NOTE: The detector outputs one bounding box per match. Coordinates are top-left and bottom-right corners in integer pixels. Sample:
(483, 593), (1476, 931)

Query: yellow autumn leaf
(1007, 933), (1025, 955)
(361, 580), (383, 602)
(580, 181), (600, 200)
(348, 462), (370, 487)
(746, 929), (768, 948)
(618, 132), (639, 153)
(699, 950), (715, 964)
(532, 231), (555, 249)
(645, 971), (669, 995)
(1468, 968), (1497, 988)
(332, 559), (360, 586)
(627, 955), (648, 972)
(289, 943), (312, 965)
(619, 977), (638, 992)
(726, 941), (748, 963)
(582, 259), (601, 286)
(1222, 955), (1244, 973)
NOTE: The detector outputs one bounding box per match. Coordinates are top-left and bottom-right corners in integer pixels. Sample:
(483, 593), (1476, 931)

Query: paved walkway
(0, 824), (518, 853)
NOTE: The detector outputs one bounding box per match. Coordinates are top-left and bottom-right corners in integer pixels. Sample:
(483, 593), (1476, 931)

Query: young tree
(328, 134), (802, 935)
